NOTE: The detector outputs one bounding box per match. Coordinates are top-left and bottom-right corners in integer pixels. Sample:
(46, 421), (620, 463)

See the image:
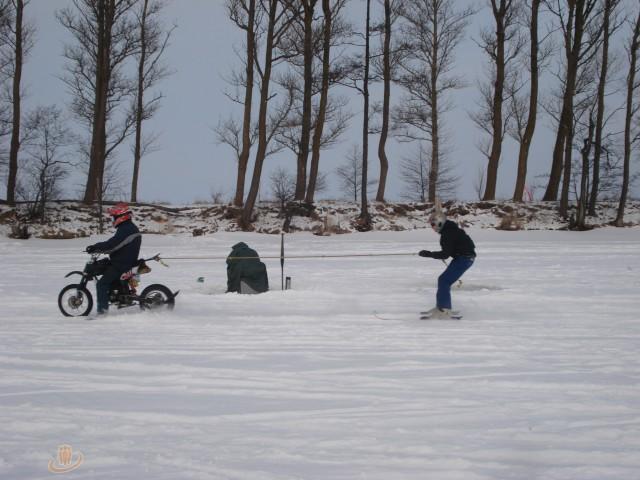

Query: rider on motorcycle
(86, 203), (141, 315)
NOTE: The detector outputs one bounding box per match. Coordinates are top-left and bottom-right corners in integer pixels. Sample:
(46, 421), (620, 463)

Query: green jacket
(226, 242), (269, 293)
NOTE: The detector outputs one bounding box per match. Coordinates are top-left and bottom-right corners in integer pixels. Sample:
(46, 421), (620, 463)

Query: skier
(419, 203), (476, 319)
(86, 203), (142, 315)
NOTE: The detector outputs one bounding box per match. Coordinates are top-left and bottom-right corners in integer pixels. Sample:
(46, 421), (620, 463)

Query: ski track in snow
(1, 228), (639, 479)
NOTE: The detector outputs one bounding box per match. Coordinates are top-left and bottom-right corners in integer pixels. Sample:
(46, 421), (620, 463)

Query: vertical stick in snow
(281, 233), (285, 290)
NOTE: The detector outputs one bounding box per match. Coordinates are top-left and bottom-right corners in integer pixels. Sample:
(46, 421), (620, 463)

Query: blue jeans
(437, 256), (474, 309)
(96, 266), (122, 313)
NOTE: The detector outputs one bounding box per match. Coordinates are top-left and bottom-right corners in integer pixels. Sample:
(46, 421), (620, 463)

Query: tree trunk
(576, 118), (594, 228)
(6, 0), (24, 206)
(359, 0), (371, 225)
(616, 9), (640, 226)
(131, 0), (150, 203)
(513, 0), (539, 202)
(305, 0), (332, 204)
(588, 0), (612, 216)
(84, 0), (113, 204)
(375, 0), (391, 203)
(428, 7), (439, 203)
(483, 1), (506, 201)
(543, 2), (585, 202)
(233, 0), (256, 207)
(429, 94), (439, 203)
(242, 0), (277, 227)
(294, 1), (316, 200)
(560, 118), (573, 217)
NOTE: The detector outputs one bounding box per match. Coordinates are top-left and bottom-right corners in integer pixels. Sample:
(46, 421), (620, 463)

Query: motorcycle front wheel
(58, 284), (93, 317)
(140, 284), (175, 311)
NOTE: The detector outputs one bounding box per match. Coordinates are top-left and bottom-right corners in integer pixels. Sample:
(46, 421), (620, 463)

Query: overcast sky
(9, 0), (636, 204)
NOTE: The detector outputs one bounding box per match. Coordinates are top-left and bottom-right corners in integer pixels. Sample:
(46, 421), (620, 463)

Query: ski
(374, 311), (463, 321)
(420, 309), (462, 320)
(420, 313), (462, 320)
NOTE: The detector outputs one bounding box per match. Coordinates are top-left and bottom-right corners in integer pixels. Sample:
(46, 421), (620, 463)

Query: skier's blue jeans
(437, 256), (474, 309)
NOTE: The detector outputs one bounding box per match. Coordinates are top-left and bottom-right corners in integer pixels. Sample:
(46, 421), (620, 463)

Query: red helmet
(107, 203), (132, 227)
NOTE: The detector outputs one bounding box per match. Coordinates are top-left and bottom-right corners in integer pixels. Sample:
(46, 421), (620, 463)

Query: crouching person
(226, 242), (269, 294)
(419, 202), (475, 319)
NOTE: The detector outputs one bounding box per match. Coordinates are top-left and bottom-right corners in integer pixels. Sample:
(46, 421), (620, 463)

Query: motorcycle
(58, 253), (178, 317)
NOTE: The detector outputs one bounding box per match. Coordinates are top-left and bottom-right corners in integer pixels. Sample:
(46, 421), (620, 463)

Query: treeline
(0, 0), (173, 226)
(1, 1), (639, 230)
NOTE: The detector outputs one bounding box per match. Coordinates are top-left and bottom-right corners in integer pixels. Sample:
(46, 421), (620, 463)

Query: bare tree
(291, 0), (317, 200)
(274, 90), (351, 157)
(274, 0), (352, 203)
(588, 0), (622, 215)
(305, 0), (332, 205)
(130, 0), (174, 203)
(358, 0), (372, 227)
(372, 0), (400, 202)
(215, 116), (256, 166)
(574, 115), (594, 228)
(558, 57), (601, 218)
(269, 165), (296, 209)
(328, 0), (377, 226)
(18, 105), (74, 221)
(616, 7), (640, 226)
(395, 0), (474, 204)
(335, 144), (376, 202)
(58, 0), (140, 204)
(400, 142), (458, 202)
(542, 0), (601, 216)
(270, 164), (327, 217)
(571, 1), (623, 228)
(472, 0), (524, 201)
(226, 0), (257, 207)
(473, 163), (486, 200)
(0, 1), (12, 169)
(508, 0), (549, 202)
(241, 0), (299, 227)
(400, 145), (428, 202)
(69, 135), (126, 232)
(306, 0), (351, 204)
(215, 96), (288, 167)
(2, 0), (34, 205)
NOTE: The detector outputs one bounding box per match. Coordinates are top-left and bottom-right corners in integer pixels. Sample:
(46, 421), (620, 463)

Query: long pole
(280, 232), (285, 290)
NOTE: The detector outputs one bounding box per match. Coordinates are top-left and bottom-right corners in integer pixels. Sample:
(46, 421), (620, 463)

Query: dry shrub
(10, 224), (31, 239)
(38, 229), (84, 239)
(448, 205), (470, 216)
(161, 222), (175, 234)
(0, 210), (17, 224)
(496, 213), (523, 231)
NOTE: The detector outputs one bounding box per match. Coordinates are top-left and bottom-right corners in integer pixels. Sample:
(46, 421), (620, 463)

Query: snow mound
(1, 199), (639, 238)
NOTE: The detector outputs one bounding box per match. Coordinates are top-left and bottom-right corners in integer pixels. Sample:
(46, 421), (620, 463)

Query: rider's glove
(418, 250), (433, 258)
(86, 245), (97, 254)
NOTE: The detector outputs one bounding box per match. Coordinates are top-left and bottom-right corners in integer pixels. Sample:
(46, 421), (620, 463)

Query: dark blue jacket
(91, 220), (142, 271)
(430, 220), (476, 260)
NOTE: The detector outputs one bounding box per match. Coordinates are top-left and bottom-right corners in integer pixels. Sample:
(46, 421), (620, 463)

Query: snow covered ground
(1, 228), (639, 479)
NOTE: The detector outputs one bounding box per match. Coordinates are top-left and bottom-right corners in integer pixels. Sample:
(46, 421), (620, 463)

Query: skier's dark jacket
(90, 220), (142, 272)
(226, 242), (269, 293)
(431, 220), (476, 260)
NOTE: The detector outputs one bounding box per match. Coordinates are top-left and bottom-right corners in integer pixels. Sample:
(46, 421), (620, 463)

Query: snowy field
(1, 228), (639, 480)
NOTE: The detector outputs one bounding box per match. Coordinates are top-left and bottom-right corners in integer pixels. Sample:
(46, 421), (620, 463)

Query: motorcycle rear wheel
(58, 284), (93, 317)
(140, 284), (175, 311)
